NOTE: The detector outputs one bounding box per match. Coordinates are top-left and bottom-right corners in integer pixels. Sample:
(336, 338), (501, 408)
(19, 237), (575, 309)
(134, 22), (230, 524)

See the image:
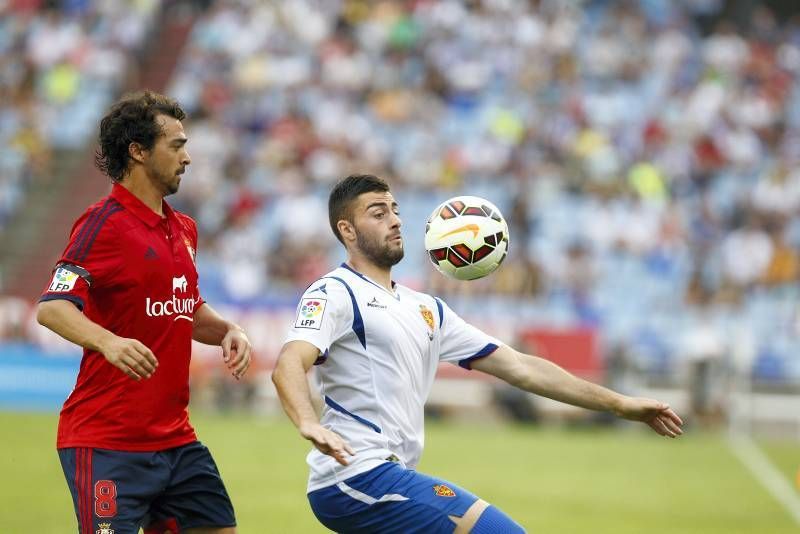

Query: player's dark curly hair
(329, 174), (390, 244)
(95, 90), (186, 182)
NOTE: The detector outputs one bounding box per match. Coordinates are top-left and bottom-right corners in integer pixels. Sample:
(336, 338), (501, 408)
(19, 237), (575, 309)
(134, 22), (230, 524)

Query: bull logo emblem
(172, 275), (188, 293)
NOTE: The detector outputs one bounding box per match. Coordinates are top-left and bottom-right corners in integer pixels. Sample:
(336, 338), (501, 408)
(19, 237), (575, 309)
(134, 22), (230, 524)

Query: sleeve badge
(295, 298), (327, 329)
(48, 267), (80, 292)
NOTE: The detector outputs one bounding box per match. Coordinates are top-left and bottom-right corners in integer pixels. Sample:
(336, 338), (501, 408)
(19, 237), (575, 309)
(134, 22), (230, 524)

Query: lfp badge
(295, 298), (327, 330)
(48, 267), (79, 292)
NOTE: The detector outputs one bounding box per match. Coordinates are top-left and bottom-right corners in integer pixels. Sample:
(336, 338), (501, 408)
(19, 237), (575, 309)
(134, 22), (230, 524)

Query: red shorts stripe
(78, 448), (92, 534)
(83, 448), (90, 534)
(75, 448), (84, 534)
(85, 448), (94, 533)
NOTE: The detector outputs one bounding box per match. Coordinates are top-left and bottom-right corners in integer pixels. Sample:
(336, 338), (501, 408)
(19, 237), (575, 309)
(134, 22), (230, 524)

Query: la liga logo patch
(295, 298), (327, 329)
(48, 267), (79, 292)
(301, 300), (325, 318)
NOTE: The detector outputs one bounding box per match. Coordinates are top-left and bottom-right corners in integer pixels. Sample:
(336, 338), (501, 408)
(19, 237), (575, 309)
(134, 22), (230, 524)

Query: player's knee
(470, 505), (525, 533)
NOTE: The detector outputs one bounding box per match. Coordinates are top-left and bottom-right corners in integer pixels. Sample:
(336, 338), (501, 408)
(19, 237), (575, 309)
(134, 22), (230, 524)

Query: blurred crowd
(0, 0), (160, 227)
(3, 0), (800, 385)
(163, 0), (800, 381)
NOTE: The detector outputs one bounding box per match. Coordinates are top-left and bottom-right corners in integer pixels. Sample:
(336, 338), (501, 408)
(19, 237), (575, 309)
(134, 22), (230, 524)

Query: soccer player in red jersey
(37, 91), (251, 534)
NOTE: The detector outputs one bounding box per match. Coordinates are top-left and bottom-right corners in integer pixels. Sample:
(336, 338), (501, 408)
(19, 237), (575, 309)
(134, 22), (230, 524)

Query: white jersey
(285, 264), (501, 492)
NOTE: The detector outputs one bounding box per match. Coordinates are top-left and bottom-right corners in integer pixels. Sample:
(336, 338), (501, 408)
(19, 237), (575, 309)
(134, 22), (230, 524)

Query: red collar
(110, 183), (175, 227)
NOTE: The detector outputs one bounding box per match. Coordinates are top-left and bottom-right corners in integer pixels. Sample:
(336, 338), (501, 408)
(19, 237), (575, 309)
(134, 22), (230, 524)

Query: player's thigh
(145, 442), (236, 532)
(308, 462), (481, 533)
(58, 447), (165, 534)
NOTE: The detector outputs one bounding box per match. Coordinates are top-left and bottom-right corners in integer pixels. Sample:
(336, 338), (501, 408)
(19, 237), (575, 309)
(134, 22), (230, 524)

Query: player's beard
(147, 162), (181, 196)
(160, 170), (180, 195)
(356, 230), (404, 269)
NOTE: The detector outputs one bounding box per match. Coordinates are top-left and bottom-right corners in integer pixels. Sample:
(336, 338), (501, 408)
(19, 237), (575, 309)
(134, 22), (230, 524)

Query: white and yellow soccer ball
(424, 196), (509, 281)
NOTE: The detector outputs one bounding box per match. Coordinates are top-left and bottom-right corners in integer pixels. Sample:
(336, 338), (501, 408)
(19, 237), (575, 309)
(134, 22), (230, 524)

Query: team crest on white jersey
(296, 298), (327, 329)
(419, 305), (435, 340)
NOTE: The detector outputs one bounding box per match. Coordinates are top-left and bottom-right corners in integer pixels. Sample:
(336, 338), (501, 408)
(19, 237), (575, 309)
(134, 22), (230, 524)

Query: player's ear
(337, 219), (356, 243)
(128, 142), (147, 164)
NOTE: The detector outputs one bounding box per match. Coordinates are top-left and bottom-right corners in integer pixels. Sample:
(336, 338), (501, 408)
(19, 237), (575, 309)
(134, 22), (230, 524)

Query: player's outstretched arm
(470, 345), (683, 437)
(36, 299), (158, 381)
(192, 303), (252, 379)
(272, 341), (355, 465)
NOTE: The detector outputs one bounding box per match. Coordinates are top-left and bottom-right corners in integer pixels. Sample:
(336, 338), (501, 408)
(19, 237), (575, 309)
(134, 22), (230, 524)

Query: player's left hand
(615, 397), (684, 438)
(221, 327), (252, 379)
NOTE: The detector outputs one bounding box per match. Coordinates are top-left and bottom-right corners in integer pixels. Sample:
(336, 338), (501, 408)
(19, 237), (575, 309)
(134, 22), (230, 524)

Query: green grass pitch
(0, 411), (797, 533)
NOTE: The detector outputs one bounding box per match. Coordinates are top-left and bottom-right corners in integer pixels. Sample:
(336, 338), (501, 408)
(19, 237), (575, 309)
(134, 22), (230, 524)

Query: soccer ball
(425, 196), (509, 281)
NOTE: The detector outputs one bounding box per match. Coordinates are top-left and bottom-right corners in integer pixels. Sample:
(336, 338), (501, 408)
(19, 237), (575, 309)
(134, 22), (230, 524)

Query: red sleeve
(40, 199), (124, 311)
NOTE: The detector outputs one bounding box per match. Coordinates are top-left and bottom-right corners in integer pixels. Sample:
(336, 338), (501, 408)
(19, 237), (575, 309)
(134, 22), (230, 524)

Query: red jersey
(40, 184), (203, 451)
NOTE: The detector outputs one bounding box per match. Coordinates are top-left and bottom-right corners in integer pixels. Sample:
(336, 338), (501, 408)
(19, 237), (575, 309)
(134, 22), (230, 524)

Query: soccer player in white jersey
(272, 174), (684, 533)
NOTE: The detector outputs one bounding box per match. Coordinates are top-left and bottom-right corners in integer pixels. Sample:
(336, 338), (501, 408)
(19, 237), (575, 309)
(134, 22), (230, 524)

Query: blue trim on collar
(434, 297), (444, 328)
(339, 263), (400, 301)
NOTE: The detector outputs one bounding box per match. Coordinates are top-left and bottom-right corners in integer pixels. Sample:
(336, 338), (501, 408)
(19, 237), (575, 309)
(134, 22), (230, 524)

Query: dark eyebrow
(365, 201), (398, 211)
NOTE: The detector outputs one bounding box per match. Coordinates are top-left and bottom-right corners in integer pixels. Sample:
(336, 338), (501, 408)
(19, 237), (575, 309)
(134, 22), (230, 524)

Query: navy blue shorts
(58, 441), (235, 534)
(308, 462), (481, 533)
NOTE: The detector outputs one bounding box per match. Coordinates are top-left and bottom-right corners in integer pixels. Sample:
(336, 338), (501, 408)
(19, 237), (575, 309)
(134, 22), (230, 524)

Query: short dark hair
(95, 90), (186, 182)
(328, 174), (391, 243)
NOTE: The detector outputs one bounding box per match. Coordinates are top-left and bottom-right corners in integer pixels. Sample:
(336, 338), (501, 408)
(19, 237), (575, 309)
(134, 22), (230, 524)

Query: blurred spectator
(721, 210), (773, 292)
(761, 222), (799, 287)
(0, 295), (30, 340)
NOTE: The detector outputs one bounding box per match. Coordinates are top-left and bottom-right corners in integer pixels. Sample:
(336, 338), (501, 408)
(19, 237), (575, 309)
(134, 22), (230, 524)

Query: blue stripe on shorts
(308, 462), (479, 533)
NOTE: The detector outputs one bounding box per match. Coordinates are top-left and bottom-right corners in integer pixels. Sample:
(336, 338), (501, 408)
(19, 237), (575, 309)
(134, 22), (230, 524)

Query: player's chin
(387, 248), (404, 266)
(388, 242), (404, 256)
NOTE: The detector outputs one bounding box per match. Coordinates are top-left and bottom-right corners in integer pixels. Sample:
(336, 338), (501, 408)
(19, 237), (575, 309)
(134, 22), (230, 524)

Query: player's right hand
(299, 421), (355, 466)
(99, 335), (158, 380)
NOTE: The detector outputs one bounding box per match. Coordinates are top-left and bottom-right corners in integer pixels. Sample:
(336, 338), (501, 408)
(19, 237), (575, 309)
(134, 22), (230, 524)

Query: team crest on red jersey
(96, 523), (114, 534)
(183, 237), (195, 264)
(433, 484), (456, 497)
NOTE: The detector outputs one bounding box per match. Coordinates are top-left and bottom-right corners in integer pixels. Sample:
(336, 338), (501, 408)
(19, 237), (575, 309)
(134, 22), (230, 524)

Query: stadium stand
(0, 0), (199, 296)
(163, 0), (800, 385)
(0, 0), (161, 226)
(2, 1), (800, 410)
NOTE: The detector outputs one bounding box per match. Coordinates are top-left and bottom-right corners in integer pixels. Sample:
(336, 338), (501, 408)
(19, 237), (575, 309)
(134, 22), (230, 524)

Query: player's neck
(345, 257), (393, 292)
(119, 173), (165, 216)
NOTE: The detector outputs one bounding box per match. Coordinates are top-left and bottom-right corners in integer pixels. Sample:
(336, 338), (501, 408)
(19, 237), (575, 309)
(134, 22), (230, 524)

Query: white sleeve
(436, 297), (502, 369)
(284, 279), (353, 364)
